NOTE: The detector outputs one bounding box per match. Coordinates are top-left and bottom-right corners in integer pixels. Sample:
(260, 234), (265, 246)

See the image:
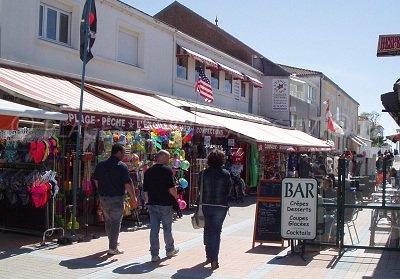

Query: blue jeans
(99, 195), (124, 250)
(202, 205), (228, 262)
(148, 205), (175, 257)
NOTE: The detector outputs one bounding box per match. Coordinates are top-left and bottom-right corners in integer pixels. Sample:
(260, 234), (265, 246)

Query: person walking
(198, 149), (232, 270)
(93, 143), (137, 255)
(143, 150), (179, 262)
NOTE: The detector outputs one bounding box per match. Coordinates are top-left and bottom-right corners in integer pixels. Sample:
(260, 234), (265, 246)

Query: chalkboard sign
(252, 199), (283, 247)
(258, 179), (282, 198)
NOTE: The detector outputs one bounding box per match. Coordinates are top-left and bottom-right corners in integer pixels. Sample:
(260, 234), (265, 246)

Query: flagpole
(71, 0), (92, 236)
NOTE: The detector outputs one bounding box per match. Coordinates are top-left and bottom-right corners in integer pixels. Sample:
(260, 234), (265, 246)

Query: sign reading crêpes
(377, 34), (400, 57)
(281, 178), (317, 240)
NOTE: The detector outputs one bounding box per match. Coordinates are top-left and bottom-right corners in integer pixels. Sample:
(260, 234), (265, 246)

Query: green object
(180, 160), (190, 170)
(249, 144), (259, 187)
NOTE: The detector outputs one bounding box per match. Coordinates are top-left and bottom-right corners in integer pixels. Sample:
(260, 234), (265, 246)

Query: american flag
(195, 67), (214, 103)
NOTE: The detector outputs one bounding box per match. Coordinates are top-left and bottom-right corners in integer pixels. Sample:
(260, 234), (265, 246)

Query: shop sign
(377, 34), (400, 57)
(272, 79), (289, 111)
(257, 143), (296, 151)
(64, 111), (137, 129)
(281, 178), (317, 240)
(195, 127), (227, 137)
(138, 120), (191, 131)
(233, 80), (241, 100)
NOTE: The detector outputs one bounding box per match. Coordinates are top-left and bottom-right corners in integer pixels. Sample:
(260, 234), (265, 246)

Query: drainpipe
(319, 76), (323, 139)
(171, 31), (177, 96)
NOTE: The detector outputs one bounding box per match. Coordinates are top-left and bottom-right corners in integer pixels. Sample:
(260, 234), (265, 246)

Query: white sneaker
(166, 248), (179, 257)
(151, 255), (160, 262)
(107, 248), (124, 255)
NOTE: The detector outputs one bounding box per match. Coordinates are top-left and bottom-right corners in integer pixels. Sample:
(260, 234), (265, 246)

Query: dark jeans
(202, 204), (228, 262)
(99, 195), (124, 250)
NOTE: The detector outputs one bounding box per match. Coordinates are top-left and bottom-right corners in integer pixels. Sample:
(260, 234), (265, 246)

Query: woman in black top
(198, 149), (232, 270)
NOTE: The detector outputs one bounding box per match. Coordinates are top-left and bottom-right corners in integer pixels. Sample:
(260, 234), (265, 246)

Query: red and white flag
(324, 100), (344, 135)
(195, 67), (214, 103)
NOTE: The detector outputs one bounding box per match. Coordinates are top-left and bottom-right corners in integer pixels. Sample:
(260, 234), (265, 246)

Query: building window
(118, 29), (138, 66)
(176, 45), (188, 80)
(290, 114), (297, 128)
(241, 83), (246, 98)
(307, 85), (316, 104)
(39, 3), (71, 45)
(224, 73), (232, 93)
(211, 71), (219, 89)
(195, 61), (202, 81)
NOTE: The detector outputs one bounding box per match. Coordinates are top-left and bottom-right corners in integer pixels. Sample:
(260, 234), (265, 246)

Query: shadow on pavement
(362, 249), (400, 278)
(112, 257), (169, 275)
(59, 251), (116, 269)
(170, 262), (213, 279)
(245, 244), (286, 255)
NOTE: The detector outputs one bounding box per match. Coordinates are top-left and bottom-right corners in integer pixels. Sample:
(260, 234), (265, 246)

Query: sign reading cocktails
(281, 178), (317, 240)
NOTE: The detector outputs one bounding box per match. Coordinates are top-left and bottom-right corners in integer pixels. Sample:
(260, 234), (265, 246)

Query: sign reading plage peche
(281, 178), (317, 240)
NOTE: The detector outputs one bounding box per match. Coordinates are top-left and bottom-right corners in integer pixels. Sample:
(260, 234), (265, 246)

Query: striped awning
(180, 46), (218, 68)
(0, 66), (151, 119)
(217, 63), (244, 80)
(243, 74), (263, 88)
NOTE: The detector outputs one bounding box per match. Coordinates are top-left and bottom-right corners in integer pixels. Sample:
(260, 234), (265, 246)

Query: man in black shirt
(93, 144), (136, 255)
(143, 150), (179, 262)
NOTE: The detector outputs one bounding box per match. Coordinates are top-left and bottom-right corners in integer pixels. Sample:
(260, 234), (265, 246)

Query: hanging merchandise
(180, 160), (190, 171)
(81, 152), (93, 197)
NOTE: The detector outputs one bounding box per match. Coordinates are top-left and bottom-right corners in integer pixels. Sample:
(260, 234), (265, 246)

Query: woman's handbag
(191, 172), (205, 229)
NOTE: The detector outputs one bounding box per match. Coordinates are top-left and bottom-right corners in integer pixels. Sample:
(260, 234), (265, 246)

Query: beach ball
(131, 153), (140, 168)
(180, 160), (190, 170)
(178, 199), (187, 210)
(173, 159), (181, 169)
(179, 178), (188, 189)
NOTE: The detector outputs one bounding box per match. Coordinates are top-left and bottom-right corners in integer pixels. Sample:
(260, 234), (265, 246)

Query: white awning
(217, 63), (244, 80)
(243, 74), (263, 88)
(350, 135), (365, 146)
(180, 46), (218, 68)
(90, 85), (222, 127)
(0, 99), (67, 121)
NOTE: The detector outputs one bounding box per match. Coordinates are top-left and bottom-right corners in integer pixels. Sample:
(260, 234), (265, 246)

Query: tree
(360, 111), (380, 126)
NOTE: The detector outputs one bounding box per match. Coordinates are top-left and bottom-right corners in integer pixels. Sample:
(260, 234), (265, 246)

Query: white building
(0, 0), (263, 114)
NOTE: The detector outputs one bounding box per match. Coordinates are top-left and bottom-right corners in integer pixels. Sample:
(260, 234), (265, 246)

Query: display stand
(41, 193), (64, 245)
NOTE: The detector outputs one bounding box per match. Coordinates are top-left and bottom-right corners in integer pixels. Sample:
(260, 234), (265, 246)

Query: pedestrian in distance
(143, 149), (179, 262)
(198, 149), (232, 270)
(93, 143), (137, 255)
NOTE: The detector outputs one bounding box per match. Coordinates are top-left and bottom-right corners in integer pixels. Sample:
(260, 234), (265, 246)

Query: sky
(123, 0), (400, 137)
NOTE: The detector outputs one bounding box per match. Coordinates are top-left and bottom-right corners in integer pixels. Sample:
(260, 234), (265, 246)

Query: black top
(143, 164), (175, 206)
(200, 167), (231, 206)
(93, 156), (131, 197)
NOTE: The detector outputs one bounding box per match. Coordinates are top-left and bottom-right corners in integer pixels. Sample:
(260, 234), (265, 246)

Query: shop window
(176, 45), (188, 80)
(224, 73), (232, 93)
(241, 83), (246, 98)
(211, 71), (219, 89)
(38, 3), (71, 45)
(118, 29), (139, 66)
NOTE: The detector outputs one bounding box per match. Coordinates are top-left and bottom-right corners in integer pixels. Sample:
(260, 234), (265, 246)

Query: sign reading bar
(281, 178), (317, 240)
(377, 34), (400, 57)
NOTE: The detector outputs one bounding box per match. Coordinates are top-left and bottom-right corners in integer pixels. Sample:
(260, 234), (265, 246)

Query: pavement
(1, 194), (400, 279)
